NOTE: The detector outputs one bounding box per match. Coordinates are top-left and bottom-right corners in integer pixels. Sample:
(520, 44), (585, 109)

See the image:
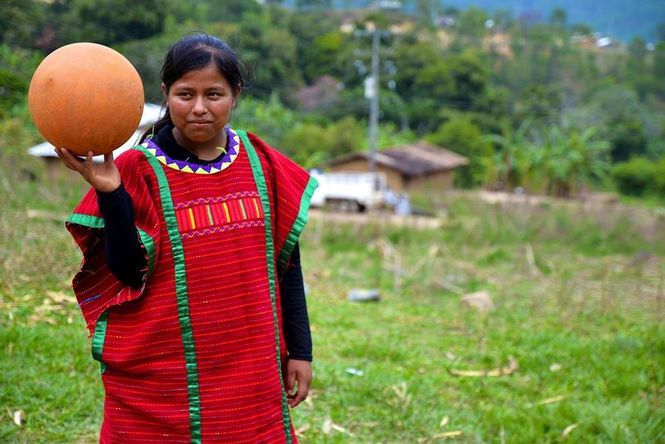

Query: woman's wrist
(95, 179), (122, 194)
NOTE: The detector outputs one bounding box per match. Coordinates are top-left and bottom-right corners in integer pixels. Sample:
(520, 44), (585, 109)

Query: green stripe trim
(91, 310), (109, 374)
(67, 213), (104, 228)
(277, 175), (318, 276)
(67, 214), (157, 277)
(134, 146), (202, 444)
(238, 130), (293, 443)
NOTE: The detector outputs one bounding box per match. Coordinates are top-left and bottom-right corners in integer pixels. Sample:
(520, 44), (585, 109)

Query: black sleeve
(96, 183), (147, 289)
(279, 242), (313, 362)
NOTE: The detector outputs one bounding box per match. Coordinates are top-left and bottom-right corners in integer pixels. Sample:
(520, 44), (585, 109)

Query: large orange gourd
(28, 42), (144, 155)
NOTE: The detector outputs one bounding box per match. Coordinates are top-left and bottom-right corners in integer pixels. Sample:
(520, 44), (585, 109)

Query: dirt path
(308, 209), (442, 230)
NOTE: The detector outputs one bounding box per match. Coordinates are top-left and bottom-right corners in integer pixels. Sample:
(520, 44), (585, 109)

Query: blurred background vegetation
(2, 0), (665, 201)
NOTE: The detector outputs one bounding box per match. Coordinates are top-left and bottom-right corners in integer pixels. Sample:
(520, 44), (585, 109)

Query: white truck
(310, 170), (388, 212)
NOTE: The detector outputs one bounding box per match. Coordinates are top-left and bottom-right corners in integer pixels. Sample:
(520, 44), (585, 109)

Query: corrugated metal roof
(328, 140), (468, 177)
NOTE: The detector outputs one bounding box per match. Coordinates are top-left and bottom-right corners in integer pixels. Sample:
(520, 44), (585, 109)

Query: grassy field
(1, 159), (664, 443)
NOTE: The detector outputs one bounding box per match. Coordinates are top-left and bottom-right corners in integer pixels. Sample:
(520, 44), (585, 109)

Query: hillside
(441, 0), (665, 42)
(284, 0), (665, 42)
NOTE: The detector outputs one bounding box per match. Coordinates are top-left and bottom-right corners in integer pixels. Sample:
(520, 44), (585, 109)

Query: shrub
(0, 69), (27, 117)
(612, 157), (665, 197)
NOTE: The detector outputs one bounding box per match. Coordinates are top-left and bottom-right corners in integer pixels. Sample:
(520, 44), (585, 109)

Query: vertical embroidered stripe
(222, 202), (230, 223)
(253, 198), (261, 218)
(194, 205), (207, 228)
(188, 208), (196, 229)
(135, 146), (202, 444)
(205, 205), (214, 226)
(238, 131), (293, 444)
(239, 200), (247, 220)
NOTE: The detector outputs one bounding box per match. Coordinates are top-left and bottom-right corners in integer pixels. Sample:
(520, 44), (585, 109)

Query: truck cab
(310, 170), (388, 212)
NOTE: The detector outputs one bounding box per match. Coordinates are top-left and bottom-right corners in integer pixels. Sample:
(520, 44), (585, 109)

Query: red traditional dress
(66, 129), (317, 443)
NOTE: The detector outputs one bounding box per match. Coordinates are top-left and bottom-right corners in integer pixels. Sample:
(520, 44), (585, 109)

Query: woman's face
(163, 63), (238, 153)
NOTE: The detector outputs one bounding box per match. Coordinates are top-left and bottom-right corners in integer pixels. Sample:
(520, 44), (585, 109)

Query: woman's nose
(192, 96), (207, 114)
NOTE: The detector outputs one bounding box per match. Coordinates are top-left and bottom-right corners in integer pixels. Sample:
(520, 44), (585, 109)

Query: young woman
(56, 33), (317, 443)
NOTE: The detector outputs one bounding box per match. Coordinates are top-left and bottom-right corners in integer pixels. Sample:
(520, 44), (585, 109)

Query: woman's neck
(172, 127), (227, 161)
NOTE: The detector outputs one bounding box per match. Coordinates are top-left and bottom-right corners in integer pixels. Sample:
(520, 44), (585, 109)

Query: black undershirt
(96, 125), (312, 361)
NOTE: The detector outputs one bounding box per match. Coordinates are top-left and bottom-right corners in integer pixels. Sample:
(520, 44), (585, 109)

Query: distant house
(28, 103), (163, 182)
(325, 140), (468, 193)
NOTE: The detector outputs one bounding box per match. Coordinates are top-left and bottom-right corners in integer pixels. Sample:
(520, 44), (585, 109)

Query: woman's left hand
(284, 359), (311, 408)
(54, 148), (121, 193)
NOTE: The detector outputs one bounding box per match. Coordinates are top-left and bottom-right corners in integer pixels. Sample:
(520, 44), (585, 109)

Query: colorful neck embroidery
(143, 127), (241, 174)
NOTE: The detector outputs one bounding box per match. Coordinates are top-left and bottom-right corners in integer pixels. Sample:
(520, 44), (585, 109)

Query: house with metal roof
(325, 140), (468, 193)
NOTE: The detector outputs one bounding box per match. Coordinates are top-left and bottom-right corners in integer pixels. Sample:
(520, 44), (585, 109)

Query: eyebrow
(173, 85), (228, 91)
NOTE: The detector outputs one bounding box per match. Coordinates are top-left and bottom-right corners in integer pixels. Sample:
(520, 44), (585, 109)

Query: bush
(612, 157), (665, 197)
(426, 115), (492, 188)
(0, 69), (27, 117)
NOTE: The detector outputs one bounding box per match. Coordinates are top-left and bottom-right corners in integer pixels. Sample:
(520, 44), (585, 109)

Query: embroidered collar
(143, 127), (241, 174)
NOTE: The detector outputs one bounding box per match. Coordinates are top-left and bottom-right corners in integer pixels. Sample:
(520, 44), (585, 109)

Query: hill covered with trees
(1, 0), (665, 200)
(282, 0), (665, 42)
(416, 0), (665, 42)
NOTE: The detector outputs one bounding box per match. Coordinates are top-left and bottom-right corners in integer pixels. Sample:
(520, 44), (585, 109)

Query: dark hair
(141, 33), (245, 141)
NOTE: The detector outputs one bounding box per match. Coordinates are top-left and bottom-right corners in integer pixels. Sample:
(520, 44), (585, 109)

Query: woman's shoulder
(239, 130), (271, 151)
(236, 129), (310, 181)
(237, 129), (291, 162)
(112, 143), (154, 174)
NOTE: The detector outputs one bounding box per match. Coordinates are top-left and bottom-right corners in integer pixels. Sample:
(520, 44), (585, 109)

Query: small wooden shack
(326, 140), (468, 193)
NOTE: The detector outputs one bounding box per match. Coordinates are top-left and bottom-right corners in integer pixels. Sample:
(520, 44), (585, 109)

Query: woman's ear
(161, 83), (168, 100)
(232, 87), (242, 108)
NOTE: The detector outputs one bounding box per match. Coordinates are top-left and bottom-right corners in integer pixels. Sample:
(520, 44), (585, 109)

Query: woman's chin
(183, 133), (218, 146)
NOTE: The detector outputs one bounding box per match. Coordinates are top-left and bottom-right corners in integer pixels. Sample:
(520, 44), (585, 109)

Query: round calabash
(28, 42), (144, 155)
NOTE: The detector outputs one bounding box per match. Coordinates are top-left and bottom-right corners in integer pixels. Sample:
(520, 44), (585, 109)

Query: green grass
(1, 159), (664, 442)
(293, 208), (664, 443)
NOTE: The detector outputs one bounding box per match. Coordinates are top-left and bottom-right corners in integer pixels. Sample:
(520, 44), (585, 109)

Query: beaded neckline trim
(143, 127), (241, 174)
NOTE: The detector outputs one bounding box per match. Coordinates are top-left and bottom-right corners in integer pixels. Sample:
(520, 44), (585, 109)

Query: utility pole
(367, 0), (381, 176)
(362, 1), (400, 174)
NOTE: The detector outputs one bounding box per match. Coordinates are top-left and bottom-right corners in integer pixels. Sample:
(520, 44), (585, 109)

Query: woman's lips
(188, 121), (213, 128)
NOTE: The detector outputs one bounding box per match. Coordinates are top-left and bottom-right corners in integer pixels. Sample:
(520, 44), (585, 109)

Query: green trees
(483, 120), (531, 190)
(583, 87), (650, 162)
(2, 2), (663, 200)
(0, 45), (42, 117)
(613, 157), (665, 197)
(0, 0), (45, 48)
(393, 39), (491, 133)
(283, 116), (365, 167)
(69, 0), (167, 45)
(427, 116), (492, 187)
(482, 121), (611, 197)
(538, 127), (611, 197)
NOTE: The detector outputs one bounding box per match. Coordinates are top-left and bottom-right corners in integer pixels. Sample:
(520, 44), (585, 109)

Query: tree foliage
(3, 1), (664, 199)
(427, 115), (492, 187)
(613, 157), (665, 197)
